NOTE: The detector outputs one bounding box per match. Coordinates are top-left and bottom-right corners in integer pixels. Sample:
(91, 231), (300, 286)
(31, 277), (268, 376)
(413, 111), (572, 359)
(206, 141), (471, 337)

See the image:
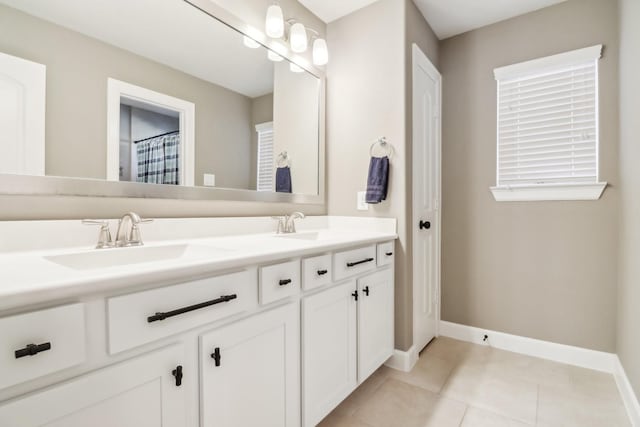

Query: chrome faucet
(114, 212), (152, 247)
(272, 212), (306, 234)
(82, 219), (114, 249)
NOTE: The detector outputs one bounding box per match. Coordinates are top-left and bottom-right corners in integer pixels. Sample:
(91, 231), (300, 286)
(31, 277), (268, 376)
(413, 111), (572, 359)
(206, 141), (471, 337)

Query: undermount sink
(44, 244), (231, 270)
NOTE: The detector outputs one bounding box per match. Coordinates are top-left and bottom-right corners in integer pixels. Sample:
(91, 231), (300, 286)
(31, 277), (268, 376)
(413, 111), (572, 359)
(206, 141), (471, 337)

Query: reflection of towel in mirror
(365, 156), (389, 203)
(276, 167), (292, 193)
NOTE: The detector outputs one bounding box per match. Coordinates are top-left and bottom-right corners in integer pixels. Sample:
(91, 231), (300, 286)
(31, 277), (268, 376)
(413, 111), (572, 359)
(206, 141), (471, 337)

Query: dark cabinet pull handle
(279, 279), (292, 286)
(419, 220), (431, 230)
(346, 258), (374, 268)
(15, 342), (51, 359)
(317, 270), (328, 276)
(352, 290), (358, 301)
(385, 252), (393, 256)
(147, 294), (237, 323)
(172, 365), (183, 387)
(211, 347), (221, 367)
(363, 286), (370, 296)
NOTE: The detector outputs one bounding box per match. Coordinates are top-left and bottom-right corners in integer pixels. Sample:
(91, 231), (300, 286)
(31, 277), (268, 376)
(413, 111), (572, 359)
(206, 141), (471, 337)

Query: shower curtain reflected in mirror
(136, 133), (180, 185)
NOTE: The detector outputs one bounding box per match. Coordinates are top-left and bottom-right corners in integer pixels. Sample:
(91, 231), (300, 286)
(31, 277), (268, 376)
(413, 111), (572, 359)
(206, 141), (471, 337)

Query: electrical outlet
(203, 174), (216, 187)
(357, 191), (369, 211)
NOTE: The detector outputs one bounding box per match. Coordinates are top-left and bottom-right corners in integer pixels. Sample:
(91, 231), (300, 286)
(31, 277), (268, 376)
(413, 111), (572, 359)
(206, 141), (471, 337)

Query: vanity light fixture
(243, 35), (261, 49)
(289, 63), (304, 73)
(289, 23), (307, 53)
(265, 4), (284, 38)
(268, 50), (284, 62)
(264, 5), (329, 66)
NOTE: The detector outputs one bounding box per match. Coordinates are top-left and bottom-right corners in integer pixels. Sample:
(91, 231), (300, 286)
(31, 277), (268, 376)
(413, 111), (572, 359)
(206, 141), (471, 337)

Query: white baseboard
(385, 346), (418, 372)
(439, 320), (616, 373)
(614, 356), (640, 426)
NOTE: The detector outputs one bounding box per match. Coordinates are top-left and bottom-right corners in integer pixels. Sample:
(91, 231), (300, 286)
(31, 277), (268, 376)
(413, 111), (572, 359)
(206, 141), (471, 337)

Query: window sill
(490, 182), (607, 202)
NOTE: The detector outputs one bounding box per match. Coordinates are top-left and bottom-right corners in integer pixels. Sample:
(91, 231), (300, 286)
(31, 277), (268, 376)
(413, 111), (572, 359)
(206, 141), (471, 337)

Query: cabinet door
(358, 269), (394, 381)
(302, 281), (357, 427)
(0, 344), (187, 427)
(200, 302), (300, 427)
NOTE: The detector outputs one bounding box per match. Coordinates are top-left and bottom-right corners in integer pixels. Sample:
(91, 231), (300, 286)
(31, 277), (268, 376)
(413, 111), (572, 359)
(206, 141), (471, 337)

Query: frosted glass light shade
(243, 36), (260, 49)
(289, 63), (304, 73)
(268, 50), (284, 62)
(312, 38), (329, 65)
(265, 5), (284, 38)
(289, 23), (307, 53)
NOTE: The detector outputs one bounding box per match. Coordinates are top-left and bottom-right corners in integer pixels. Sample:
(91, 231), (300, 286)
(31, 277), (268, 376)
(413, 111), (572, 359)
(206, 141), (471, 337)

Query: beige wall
(327, 0), (439, 351)
(0, 1), (326, 220)
(440, 0), (619, 352)
(273, 61), (320, 195)
(617, 0), (640, 397)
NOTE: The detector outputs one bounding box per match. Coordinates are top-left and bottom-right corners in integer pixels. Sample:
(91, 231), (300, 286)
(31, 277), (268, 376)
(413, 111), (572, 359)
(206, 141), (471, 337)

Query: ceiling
(1, 0), (276, 98)
(299, 0), (568, 39)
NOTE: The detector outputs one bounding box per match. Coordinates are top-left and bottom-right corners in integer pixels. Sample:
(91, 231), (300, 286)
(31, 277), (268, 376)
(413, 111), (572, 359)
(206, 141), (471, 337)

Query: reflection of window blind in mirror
(494, 45), (602, 187)
(256, 122), (274, 191)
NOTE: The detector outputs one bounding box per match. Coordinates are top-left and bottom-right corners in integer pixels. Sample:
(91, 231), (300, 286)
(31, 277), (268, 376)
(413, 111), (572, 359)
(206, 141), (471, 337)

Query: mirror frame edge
(0, 0), (326, 206)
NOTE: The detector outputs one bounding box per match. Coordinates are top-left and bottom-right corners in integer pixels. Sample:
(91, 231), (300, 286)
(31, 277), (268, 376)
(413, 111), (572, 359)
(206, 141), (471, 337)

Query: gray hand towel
(365, 156), (389, 203)
(276, 166), (292, 193)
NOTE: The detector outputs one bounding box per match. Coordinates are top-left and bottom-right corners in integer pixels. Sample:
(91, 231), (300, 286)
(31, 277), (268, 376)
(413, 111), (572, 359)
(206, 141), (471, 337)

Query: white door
(200, 302), (300, 427)
(0, 344), (187, 426)
(357, 269), (394, 382)
(302, 281), (357, 427)
(0, 51), (46, 176)
(412, 44), (442, 353)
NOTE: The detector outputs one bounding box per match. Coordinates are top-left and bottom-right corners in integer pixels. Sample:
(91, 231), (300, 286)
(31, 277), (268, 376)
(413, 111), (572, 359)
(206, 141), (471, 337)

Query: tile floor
(319, 337), (630, 427)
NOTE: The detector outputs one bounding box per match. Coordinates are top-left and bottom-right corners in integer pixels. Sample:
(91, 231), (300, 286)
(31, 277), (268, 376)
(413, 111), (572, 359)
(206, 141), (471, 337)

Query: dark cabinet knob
(211, 347), (221, 367)
(279, 279), (292, 286)
(419, 220), (431, 230)
(317, 270), (328, 276)
(363, 286), (370, 296)
(172, 365), (183, 387)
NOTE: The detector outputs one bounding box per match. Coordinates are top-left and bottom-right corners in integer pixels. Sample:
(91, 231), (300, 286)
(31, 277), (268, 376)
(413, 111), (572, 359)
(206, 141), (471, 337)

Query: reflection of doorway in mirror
(119, 105), (179, 184)
(106, 78), (195, 186)
(0, 51), (46, 176)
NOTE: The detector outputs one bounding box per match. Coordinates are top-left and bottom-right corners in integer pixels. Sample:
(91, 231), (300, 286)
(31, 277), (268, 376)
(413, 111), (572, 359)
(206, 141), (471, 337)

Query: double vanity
(0, 215), (397, 427)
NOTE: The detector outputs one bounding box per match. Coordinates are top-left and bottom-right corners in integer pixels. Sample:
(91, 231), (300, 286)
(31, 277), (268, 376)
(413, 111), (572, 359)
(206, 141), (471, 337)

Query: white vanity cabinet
(200, 302), (300, 427)
(0, 344), (187, 427)
(0, 235), (396, 427)
(302, 246), (395, 427)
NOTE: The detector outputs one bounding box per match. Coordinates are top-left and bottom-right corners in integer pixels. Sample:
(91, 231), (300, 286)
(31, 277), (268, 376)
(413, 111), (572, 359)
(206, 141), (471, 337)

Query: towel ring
(369, 137), (394, 158)
(276, 151), (291, 168)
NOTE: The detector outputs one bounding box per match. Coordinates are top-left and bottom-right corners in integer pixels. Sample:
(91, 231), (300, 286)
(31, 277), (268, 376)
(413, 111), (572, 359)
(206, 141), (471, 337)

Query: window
(491, 45), (607, 201)
(256, 122), (274, 191)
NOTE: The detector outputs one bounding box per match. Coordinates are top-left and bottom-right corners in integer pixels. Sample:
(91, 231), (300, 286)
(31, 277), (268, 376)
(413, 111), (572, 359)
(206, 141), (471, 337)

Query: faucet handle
(129, 218), (153, 246)
(271, 216), (287, 234)
(82, 220), (113, 249)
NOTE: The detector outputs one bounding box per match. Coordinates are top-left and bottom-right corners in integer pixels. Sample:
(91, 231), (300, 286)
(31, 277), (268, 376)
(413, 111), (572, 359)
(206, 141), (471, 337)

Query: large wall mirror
(0, 0), (324, 202)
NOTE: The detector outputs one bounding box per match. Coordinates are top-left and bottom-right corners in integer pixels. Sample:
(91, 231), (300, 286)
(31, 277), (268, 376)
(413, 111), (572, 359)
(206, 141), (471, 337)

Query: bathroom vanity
(0, 216), (396, 427)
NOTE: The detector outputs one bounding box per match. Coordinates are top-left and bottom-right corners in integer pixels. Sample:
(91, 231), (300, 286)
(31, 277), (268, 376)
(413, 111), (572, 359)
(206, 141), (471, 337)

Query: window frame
(490, 45), (607, 202)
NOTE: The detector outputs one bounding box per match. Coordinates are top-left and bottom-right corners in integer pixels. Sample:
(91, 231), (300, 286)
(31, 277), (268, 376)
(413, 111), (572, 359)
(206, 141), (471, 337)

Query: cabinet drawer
(333, 245), (377, 281)
(377, 241), (395, 267)
(302, 254), (332, 291)
(0, 303), (85, 390)
(108, 270), (257, 354)
(259, 260), (300, 305)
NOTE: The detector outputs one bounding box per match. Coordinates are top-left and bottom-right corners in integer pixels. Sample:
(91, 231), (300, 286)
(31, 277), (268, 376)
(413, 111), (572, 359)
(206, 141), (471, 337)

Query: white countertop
(0, 216), (397, 311)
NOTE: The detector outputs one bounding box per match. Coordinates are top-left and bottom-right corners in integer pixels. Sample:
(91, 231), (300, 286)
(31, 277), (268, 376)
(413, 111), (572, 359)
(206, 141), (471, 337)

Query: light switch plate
(357, 191), (369, 211)
(203, 174), (216, 187)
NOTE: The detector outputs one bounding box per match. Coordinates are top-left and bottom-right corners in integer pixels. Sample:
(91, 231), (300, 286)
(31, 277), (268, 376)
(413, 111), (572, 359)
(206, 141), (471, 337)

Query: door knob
(419, 220), (431, 230)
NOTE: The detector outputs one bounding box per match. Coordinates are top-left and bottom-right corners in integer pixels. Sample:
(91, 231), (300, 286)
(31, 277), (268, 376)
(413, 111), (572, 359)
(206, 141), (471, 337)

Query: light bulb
(243, 35), (260, 49)
(289, 23), (307, 53)
(268, 50), (284, 62)
(290, 63), (304, 73)
(265, 4), (284, 38)
(312, 38), (329, 65)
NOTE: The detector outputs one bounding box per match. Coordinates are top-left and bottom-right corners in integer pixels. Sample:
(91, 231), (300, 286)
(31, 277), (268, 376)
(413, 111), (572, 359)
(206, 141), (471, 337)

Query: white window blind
(256, 122), (274, 192)
(494, 45), (602, 188)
